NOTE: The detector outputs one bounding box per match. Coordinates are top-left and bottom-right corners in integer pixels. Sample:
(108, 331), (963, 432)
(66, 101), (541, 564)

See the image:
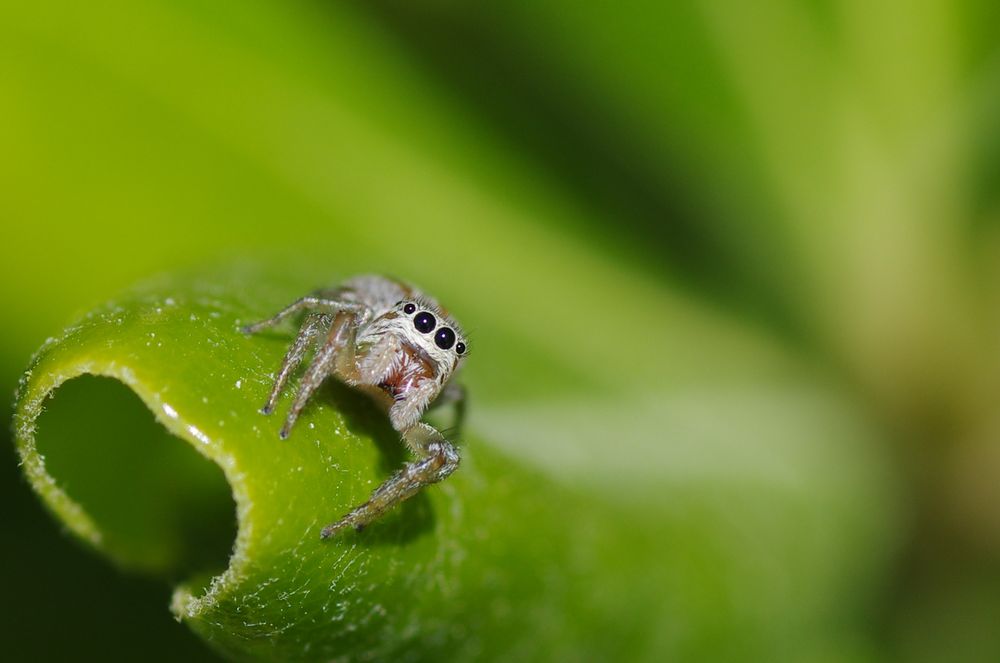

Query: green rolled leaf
(13, 265), (899, 661)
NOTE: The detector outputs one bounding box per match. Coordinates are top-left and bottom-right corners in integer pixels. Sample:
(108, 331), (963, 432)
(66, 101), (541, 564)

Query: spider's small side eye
(434, 327), (456, 350)
(413, 311), (436, 333)
(403, 302), (417, 314)
(455, 342), (466, 355)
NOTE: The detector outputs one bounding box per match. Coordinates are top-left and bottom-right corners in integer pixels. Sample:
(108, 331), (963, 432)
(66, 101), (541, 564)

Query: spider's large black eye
(413, 311), (436, 333)
(455, 342), (466, 355)
(403, 302), (416, 314)
(434, 327), (456, 350)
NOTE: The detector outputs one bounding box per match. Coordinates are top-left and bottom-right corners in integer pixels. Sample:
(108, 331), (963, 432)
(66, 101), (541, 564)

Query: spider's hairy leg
(240, 295), (360, 334)
(279, 311), (357, 439)
(320, 422), (460, 539)
(389, 379), (441, 432)
(260, 312), (329, 415)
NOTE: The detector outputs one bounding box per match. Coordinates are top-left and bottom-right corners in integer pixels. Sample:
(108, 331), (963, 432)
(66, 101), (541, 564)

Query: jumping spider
(241, 275), (468, 539)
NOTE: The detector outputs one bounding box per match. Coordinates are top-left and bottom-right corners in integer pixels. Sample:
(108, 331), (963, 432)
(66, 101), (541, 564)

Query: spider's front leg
(320, 422), (460, 539)
(321, 371), (459, 538)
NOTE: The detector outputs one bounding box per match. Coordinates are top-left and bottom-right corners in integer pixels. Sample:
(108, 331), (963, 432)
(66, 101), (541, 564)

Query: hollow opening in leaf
(34, 375), (237, 586)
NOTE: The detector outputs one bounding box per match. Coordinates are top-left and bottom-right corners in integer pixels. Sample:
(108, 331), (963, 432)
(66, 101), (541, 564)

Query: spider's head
(388, 298), (468, 378)
(356, 296), (468, 394)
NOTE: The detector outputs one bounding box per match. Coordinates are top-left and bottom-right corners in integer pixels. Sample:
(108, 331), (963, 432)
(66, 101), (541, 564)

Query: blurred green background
(3, 0), (1000, 660)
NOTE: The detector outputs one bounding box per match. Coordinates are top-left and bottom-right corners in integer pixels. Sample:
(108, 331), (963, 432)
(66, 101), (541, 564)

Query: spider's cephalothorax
(241, 275), (468, 538)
